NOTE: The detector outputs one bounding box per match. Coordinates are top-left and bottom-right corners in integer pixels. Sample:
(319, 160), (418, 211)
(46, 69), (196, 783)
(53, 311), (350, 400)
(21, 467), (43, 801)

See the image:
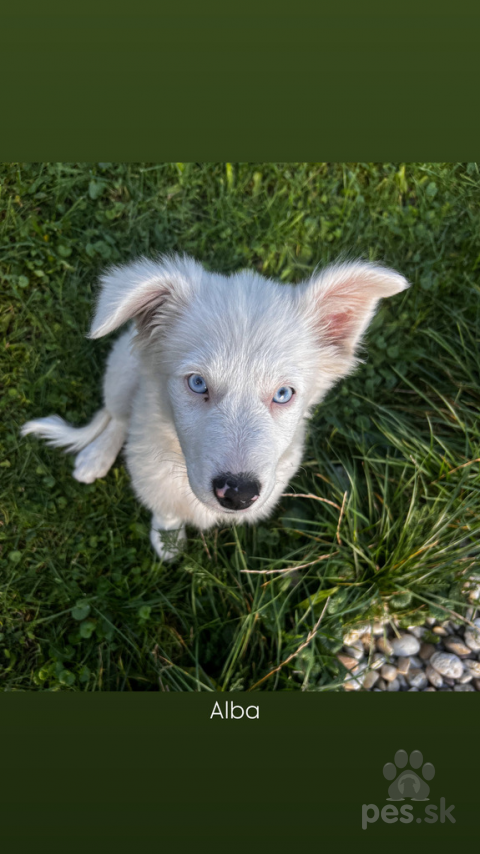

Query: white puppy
(22, 255), (408, 560)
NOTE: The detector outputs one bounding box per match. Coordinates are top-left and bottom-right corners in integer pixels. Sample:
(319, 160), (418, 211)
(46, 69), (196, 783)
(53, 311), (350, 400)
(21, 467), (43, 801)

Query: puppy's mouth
(219, 504), (256, 514)
(197, 496), (263, 514)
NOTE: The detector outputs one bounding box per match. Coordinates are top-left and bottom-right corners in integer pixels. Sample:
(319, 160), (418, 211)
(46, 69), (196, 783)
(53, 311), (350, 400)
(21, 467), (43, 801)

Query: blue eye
(272, 386), (294, 404)
(187, 374), (208, 394)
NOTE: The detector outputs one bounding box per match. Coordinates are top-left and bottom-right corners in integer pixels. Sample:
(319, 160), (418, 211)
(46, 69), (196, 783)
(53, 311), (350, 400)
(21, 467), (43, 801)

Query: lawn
(1, 161), (479, 691)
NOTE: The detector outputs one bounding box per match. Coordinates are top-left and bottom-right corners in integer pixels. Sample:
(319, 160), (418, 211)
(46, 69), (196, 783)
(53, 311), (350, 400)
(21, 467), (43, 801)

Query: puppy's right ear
(88, 255), (202, 339)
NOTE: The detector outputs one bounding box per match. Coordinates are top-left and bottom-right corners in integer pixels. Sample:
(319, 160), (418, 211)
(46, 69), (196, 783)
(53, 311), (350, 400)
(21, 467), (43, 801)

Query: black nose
(212, 472), (261, 511)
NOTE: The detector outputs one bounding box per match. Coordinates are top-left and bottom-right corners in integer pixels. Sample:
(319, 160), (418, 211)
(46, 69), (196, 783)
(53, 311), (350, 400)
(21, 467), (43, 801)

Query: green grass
(1, 162), (479, 692)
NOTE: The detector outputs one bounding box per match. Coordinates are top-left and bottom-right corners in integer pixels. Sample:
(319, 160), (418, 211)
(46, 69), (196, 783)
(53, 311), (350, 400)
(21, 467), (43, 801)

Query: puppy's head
(89, 255), (408, 517)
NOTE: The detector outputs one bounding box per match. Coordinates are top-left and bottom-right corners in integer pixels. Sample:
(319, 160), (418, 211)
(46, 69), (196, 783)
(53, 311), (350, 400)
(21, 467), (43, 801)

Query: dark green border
(2, 7), (480, 159)
(1, 694), (477, 851)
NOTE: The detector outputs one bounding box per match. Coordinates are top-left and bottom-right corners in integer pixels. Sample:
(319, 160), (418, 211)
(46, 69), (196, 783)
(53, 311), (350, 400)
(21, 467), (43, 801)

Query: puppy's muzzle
(212, 472), (261, 511)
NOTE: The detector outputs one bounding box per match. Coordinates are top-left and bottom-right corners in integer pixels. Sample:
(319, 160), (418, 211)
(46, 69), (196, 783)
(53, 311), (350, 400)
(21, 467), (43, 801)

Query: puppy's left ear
(299, 260), (409, 369)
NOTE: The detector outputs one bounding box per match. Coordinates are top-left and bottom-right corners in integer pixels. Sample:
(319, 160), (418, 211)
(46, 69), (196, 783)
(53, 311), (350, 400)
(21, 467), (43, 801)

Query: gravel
(339, 610), (480, 692)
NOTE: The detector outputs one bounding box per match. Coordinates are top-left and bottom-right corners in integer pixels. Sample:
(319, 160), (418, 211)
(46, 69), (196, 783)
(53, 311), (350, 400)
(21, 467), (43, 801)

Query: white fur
(21, 254), (408, 560)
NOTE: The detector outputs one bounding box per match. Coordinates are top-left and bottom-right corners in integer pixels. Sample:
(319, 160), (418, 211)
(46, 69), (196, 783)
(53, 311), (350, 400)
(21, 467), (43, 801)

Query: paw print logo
(383, 750), (435, 801)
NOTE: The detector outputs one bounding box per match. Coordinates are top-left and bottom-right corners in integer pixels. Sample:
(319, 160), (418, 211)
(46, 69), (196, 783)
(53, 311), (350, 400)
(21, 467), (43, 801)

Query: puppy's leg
(73, 328), (139, 483)
(73, 418), (128, 483)
(150, 511), (186, 562)
(102, 327), (139, 422)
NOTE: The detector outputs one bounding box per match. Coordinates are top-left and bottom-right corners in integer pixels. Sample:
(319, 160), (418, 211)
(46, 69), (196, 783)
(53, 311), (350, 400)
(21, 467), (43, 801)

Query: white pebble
(430, 652), (464, 679)
(391, 634), (420, 656)
(453, 683), (475, 692)
(387, 678), (400, 692)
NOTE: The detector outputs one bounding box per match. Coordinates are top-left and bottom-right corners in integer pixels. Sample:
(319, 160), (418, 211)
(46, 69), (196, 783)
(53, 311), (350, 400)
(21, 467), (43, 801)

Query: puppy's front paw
(73, 446), (110, 483)
(150, 525), (186, 562)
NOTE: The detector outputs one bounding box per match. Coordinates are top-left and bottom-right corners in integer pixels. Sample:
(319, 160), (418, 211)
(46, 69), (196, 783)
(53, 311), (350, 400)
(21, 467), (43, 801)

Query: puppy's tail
(21, 408), (111, 454)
